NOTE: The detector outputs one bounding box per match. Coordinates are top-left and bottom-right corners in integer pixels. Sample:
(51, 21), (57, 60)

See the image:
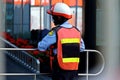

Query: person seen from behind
(38, 2), (85, 80)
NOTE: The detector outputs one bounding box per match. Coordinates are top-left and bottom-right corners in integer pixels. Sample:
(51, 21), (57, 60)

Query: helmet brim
(47, 9), (72, 19)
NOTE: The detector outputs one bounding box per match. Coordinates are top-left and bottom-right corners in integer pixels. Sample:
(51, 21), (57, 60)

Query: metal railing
(0, 37), (105, 80)
(78, 49), (105, 80)
(39, 49), (105, 80)
(0, 37), (40, 74)
(0, 73), (37, 80)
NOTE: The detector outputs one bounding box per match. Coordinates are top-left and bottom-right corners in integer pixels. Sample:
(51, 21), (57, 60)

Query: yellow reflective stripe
(61, 38), (80, 44)
(62, 58), (80, 63)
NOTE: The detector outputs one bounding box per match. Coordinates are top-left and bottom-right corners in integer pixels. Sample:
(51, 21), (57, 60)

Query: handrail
(0, 37), (105, 80)
(82, 49), (105, 76)
(0, 48), (105, 80)
(78, 49), (105, 80)
(0, 37), (40, 73)
(0, 73), (37, 80)
(38, 49), (105, 77)
(0, 48), (37, 51)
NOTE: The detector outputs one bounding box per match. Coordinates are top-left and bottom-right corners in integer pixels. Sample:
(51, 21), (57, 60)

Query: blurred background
(0, 0), (120, 80)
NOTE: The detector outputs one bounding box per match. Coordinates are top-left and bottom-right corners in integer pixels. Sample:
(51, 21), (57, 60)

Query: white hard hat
(47, 2), (72, 19)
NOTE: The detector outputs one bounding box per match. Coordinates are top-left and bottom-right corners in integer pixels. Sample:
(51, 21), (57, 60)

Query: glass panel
(14, 3), (22, 38)
(5, 2), (14, 35)
(30, 7), (40, 30)
(23, 4), (30, 39)
(14, 1), (30, 39)
(96, 0), (105, 46)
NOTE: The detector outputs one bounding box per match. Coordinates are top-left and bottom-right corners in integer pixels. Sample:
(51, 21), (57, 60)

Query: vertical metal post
(49, 0), (52, 29)
(75, 0), (78, 27)
(43, 2), (46, 29)
(82, 0), (85, 36)
(86, 51), (89, 80)
(28, 0), (31, 30)
(20, 0), (23, 38)
(30, 0), (32, 30)
(34, 74), (37, 80)
(5, 0), (7, 32)
(36, 59), (40, 73)
(12, 0), (14, 36)
(40, 0), (42, 29)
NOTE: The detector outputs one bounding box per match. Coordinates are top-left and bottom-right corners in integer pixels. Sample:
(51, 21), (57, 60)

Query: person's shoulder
(73, 26), (80, 32)
(47, 27), (59, 36)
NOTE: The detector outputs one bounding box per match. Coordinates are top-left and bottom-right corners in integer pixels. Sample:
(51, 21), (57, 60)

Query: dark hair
(52, 15), (68, 25)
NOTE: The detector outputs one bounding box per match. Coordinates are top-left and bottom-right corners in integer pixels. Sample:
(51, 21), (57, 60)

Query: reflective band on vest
(62, 58), (79, 63)
(57, 27), (81, 70)
(61, 38), (80, 44)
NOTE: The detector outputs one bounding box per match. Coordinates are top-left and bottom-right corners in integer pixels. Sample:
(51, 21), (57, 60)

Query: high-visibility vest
(56, 27), (81, 70)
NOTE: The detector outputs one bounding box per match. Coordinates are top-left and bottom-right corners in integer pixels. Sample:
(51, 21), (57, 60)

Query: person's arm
(80, 38), (85, 52)
(38, 30), (56, 51)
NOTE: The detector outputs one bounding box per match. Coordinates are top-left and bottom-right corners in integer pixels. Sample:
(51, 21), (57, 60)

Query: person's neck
(55, 21), (67, 26)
